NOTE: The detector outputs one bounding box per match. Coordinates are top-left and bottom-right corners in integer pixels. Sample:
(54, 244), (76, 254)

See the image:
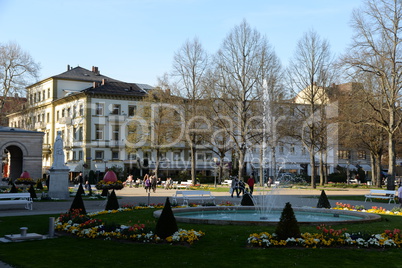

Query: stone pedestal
(48, 168), (70, 199)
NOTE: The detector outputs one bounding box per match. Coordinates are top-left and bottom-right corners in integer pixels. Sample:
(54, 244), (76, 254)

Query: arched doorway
(5, 145), (24, 180)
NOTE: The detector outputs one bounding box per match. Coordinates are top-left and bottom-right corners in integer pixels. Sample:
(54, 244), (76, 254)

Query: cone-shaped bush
(275, 202), (301, 241)
(241, 193), (255, 206)
(36, 179), (43, 190)
(155, 197), (178, 239)
(69, 190), (86, 214)
(76, 183), (85, 196)
(101, 189), (109, 197)
(317, 190), (331, 208)
(9, 183), (18, 193)
(28, 185), (37, 199)
(105, 189), (119, 211)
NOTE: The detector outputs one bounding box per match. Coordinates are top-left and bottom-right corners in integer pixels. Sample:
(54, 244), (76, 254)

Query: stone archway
(0, 127), (44, 181)
(5, 145), (23, 180)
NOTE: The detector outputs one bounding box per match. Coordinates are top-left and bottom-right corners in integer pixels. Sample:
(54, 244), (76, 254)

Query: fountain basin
(154, 206), (381, 226)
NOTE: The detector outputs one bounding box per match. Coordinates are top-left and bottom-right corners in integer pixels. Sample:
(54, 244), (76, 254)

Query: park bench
(364, 189), (397, 204)
(221, 179), (232, 186)
(175, 180), (192, 189)
(172, 190), (215, 206)
(0, 193), (33, 210)
(70, 184), (99, 195)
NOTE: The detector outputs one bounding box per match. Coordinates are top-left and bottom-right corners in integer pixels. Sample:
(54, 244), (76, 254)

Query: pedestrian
(230, 176), (239, 198)
(151, 175), (157, 193)
(247, 176), (255, 195)
(398, 184), (402, 208)
(144, 174), (151, 193)
(75, 172), (84, 185)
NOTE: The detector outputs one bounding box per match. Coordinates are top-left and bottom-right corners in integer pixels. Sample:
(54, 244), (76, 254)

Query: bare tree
(211, 20), (281, 181)
(342, 0), (402, 190)
(171, 38), (209, 184)
(0, 41), (40, 111)
(286, 29), (336, 188)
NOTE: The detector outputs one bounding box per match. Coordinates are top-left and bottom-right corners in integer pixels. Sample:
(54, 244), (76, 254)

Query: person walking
(230, 176), (239, 198)
(150, 175), (157, 193)
(247, 176), (255, 195)
(144, 174), (151, 193)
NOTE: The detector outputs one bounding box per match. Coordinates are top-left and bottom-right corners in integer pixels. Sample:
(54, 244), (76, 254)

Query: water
(174, 209), (362, 222)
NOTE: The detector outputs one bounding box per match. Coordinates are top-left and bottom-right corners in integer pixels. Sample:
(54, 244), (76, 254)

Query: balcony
(34, 122), (46, 129)
(108, 114), (126, 122)
(109, 140), (125, 148)
(59, 117), (72, 125)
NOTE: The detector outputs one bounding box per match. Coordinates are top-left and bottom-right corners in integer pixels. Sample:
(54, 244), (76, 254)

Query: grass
(0, 207), (402, 268)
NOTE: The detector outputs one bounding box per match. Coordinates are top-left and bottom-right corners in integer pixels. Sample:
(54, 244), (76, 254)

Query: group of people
(123, 174), (142, 188)
(230, 176), (256, 198)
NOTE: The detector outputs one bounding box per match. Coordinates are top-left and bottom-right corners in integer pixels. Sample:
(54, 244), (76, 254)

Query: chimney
(102, 79), (107, 85)
(67, 64), (70, 71)
(92, 66), (99, 75)
(93, 82), (97, 88)
(165, 88), (171, 95)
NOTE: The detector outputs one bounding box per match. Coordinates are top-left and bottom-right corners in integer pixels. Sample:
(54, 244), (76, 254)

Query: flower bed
(55, 207), (204, 245)
(14, 178), (36, 185)
(247, 225), (402, 248)
(95, 180), (124, 190)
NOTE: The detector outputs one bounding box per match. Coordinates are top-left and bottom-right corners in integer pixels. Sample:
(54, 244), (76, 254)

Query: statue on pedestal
(52, 131), (66, 169)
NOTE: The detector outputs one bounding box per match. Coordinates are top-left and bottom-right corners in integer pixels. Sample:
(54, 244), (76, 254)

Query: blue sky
(0, 0), (362, 86)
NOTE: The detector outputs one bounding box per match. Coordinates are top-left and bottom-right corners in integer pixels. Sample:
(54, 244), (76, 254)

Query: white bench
(222, 179), (232, 186)
(0, 193), (33, 210)
(176, 180), (192, 189)
(172, 190), (215, 206)
(365, 190), (396, 204)
(70, 184), (99, 195)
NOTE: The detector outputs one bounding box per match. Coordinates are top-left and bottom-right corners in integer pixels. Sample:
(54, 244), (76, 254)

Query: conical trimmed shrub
(28, 185), (37, 199)
(155, 197), (178, 239)
(105, 189), (119, 211)
(36, 179), (43, 190)
(76, 183), (85, 196)
(69, 190), (86, 214)
(9, 183), (18, 193)
(275, 202), (301, 240)
(101, 189), (109, 197)
(317, 190), (331, 208)
(241, 193), (254, 206)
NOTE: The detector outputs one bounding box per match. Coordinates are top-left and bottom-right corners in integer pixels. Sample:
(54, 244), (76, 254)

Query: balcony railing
(34, 122), (46, 129)
(58, 117), (72, 125)
(108, 114), (126, 122)
(109, 140), (125, 147)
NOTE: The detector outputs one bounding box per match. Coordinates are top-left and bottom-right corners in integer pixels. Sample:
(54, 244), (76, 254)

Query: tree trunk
(310, 149), (316, 189)
(191, 145), (196, 185)
(387, 134), (396, 190)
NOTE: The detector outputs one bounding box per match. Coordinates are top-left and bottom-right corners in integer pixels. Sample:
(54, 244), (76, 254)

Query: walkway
(0, 186), (399, 217)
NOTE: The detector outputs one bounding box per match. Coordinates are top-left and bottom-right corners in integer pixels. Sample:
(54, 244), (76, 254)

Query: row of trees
(123, 0), (402, 190)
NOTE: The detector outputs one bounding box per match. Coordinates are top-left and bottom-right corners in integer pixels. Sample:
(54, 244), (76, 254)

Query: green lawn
(0, 208), (402, 268)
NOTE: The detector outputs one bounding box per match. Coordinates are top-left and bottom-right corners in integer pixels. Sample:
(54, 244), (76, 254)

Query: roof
(0, 126), (43, 134)
(51, 66), (120, 83)
(83, 81), (149, 97)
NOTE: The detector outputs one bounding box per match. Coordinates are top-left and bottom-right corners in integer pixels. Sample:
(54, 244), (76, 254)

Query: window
(112, 104), (121, 115)
(42, 90), (45, 100)
(46, 113), (50, 123)
(338, 150), (350, 160)
(112, 125), (119, 140)
(38, 92), (41, 102)
(197, 153), (204, 161)
(79, 104), (84, 116)
(128, 105), (137, 116)
(279, 143), (284, 155)
(56, 111), (60, 121)
(95, 151), (104, 160)
(143, 151), (150, 159)
(95, 124), (104, 140)
(205, 153), (213, 161)
(95, 103), (104, 115)
(78, 151), (83, 161)
(72, 151), (77, 161)
(61, 109), (65, 118)
(301, 147), (307, 155)
(358, 150), (366, 159)
(128, 153), (137, 160)
(290, 144), (295, 155)
(173, 152), (181, 161)
(48, 88), (51, 98)
(159, 152), (167, 161)
(112, 151), (119, 160)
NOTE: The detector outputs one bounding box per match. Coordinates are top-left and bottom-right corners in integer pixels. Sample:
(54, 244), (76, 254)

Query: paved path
(0, 186), (399, 217)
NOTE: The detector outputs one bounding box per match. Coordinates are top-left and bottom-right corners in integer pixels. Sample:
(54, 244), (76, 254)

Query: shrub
(317, 190), (331, 208)
(105, 189), (119, 211)
(155, 197), (178, 239)
(69, 190), (86, 214)
(275, 202), (301, 240)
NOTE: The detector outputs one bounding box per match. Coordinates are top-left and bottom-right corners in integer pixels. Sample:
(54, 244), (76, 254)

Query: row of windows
(95, 103), (137, 116)
(29, 88), (51, 104)
(338, 150), (366, 160)
(56, 105), (84, 121)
